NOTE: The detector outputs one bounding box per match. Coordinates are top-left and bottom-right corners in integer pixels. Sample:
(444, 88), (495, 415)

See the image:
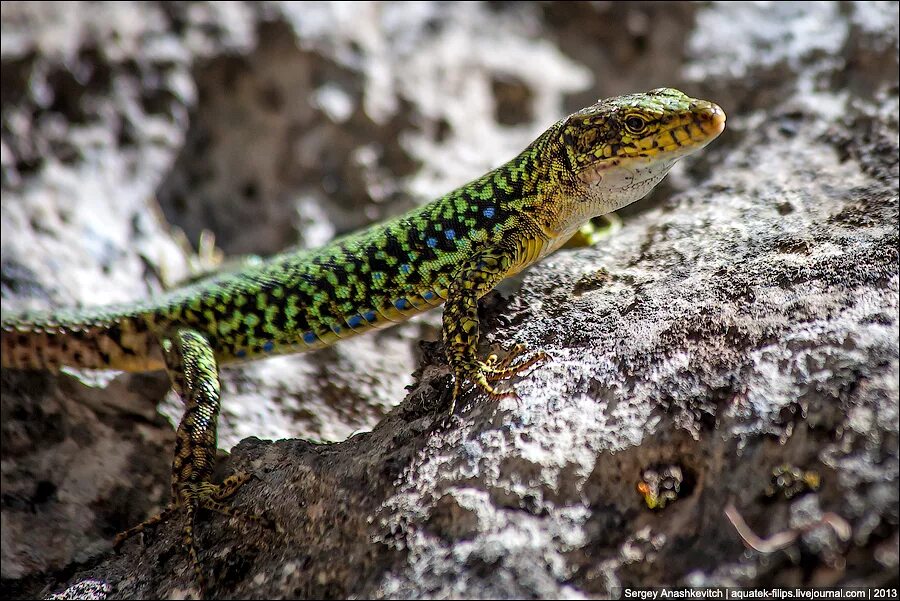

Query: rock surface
(1, 1), (897, 599)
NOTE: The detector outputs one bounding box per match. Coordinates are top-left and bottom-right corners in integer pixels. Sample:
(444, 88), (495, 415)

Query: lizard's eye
(624, 115), (647, 134)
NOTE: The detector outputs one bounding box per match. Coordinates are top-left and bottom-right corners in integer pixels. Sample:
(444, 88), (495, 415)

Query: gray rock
(1, 1), (896, 598)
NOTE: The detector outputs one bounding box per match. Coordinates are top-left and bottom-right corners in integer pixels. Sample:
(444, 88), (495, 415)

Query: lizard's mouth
(661, 101), (726, 155)
(694, 102), (727, 138)
(635, 101), (726, 160)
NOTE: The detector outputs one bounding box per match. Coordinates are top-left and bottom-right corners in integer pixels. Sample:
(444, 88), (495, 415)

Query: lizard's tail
(1, 306), (164, 372)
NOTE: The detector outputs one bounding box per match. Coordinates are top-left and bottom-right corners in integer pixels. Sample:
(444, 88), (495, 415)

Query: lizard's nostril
(696, 103), (726, 135)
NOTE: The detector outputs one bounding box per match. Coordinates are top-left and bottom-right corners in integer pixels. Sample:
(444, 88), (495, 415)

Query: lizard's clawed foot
(114, 505), (178, 550)
(481, 344), (549, 382)
(447, 346), (549, 415)
(113, 471), (272, 594)
(447, 375), (519, 416)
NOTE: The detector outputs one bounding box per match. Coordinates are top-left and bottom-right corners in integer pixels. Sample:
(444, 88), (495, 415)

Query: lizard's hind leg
(115, 328), (269, 594)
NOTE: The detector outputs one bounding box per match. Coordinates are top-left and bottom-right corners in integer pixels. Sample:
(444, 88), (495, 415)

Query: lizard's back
(1, 168), (523, 372)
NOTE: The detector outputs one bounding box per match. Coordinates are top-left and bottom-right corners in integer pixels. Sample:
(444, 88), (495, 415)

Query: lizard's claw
(482, 345), (549, 382)
(447, 346), (548, 415)
(113, 471), (272, 594)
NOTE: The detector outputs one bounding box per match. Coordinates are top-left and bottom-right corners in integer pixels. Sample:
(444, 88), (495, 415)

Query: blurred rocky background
(1, 1), (897, 598)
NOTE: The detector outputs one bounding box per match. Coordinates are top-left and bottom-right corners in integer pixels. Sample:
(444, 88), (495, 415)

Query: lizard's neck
(503, 120), (679, 243)
(494, 121), (596, 244)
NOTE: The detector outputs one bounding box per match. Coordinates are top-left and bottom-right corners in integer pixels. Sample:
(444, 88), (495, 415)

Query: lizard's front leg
(562, 213), (622, 248)
(442, 247), (547, 414)
(115, 328), (266, 593)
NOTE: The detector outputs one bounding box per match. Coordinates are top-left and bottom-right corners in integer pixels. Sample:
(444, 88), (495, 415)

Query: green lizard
(1, 88), (725, 590)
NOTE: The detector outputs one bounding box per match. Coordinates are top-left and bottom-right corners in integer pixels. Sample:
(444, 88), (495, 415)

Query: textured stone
(1, 1), (897, 598)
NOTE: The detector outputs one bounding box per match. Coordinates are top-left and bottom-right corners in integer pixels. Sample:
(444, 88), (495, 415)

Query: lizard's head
(560, 87), (725, 214)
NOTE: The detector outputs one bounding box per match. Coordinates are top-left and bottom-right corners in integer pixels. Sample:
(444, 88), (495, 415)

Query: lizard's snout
(692, 101), (726, 138)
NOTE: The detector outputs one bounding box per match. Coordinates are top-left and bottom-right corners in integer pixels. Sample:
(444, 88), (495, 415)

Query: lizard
(1, 87), (725, 592)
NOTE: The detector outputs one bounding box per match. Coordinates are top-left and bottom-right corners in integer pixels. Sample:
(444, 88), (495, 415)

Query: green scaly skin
(1, 88), (725, 592)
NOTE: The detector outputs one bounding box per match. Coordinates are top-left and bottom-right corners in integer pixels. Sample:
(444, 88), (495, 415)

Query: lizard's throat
(577, 158), (676, 217)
